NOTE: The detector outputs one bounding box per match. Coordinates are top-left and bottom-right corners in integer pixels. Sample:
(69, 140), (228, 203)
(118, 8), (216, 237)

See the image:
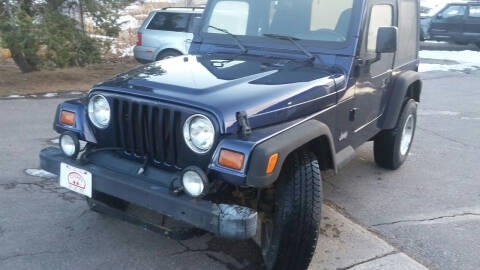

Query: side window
(367, 5), (393, 53)
(206, 1), (249, 35)
(440, 5), (467, 19)
(469, 5), (480, 18)
(147, 13), (190, 32)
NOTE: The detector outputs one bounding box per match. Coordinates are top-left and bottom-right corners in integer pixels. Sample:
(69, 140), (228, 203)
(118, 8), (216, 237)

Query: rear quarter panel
(142, 30), (189, 56)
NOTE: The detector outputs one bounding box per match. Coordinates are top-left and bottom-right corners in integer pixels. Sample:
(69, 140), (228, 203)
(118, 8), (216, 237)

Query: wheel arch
(155, 48), (183, 60)
(380, 70), (422, 130)
(246, 120), (336, 188)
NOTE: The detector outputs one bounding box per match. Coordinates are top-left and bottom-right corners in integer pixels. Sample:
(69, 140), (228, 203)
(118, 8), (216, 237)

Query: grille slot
(113, 98), (180, 167)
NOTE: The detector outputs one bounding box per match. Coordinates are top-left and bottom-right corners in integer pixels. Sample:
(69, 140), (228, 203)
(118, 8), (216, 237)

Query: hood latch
(236, 111), (252, 137)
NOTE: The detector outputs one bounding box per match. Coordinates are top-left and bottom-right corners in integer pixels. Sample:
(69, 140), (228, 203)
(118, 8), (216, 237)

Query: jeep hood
(95, 55), (346, 133)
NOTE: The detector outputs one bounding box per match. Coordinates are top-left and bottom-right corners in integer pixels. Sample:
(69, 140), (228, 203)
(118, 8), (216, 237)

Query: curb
(311, 205), (429, 270)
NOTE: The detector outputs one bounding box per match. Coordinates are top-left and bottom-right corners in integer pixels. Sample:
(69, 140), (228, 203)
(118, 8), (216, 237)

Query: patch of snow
(90, 34), (115, 40)
(419, 63), (480, 73)
(419, 50), (480, 72)
(420, 50), (480, 64)
(68, 91), (83, 95)
(111, 44), (135, 57)
(7, 94), (25, 99)
(423, 40), (447, 44)
(461, 117), (480, 121)
(43, 93), (58, 98)
(118, 15), (141, 31)
(50, 138), (59, 144)
(418, 110), (460, 116)
(422, 62), (480, 72)
(25, 169), (57, 179)
(125, 4), (143, 12)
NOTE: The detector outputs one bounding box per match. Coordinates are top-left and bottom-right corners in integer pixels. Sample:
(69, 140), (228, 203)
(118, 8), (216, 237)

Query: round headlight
(88, 95), (111, 129)
(183, 114), (215, 154)
(60, 133), (80, 158)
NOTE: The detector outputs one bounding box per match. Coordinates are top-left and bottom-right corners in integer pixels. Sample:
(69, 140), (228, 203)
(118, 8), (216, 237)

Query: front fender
(53, 98), (97, 143)
(246, 120), (336, 188)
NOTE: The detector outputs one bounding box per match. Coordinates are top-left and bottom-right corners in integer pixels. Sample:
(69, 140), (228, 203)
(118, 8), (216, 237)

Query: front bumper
(40, 147), (257, 239)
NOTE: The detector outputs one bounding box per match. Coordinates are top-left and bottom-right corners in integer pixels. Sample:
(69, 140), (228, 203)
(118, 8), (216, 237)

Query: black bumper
(40, 147), (257, 239)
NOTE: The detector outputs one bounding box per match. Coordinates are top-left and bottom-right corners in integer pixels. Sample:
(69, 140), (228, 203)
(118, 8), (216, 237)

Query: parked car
(134, 7), (204, 63)
(40, 0), (422, 269)
(428, 1), (480, 47)
(420, 3), (448, 40)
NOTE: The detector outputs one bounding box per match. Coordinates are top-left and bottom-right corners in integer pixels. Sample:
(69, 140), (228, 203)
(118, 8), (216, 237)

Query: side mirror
(376, 26), (398, 54)
(436, 13), (443, 19)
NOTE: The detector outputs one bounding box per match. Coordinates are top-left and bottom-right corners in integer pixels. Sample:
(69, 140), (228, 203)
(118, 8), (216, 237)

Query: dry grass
(0, 58), (140, 96)
(0, 48), (11, 59)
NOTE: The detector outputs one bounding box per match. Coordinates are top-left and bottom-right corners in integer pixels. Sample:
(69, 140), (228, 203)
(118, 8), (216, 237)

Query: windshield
(201, 0), (355, 46)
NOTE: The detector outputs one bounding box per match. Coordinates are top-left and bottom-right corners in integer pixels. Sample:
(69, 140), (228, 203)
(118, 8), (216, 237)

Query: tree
(0, 0), (41, 72)
(0, 0), (132, 73)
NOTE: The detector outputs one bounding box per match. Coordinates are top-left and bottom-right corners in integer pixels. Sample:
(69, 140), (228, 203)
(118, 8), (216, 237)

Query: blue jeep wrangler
(40, 0), (422, 269)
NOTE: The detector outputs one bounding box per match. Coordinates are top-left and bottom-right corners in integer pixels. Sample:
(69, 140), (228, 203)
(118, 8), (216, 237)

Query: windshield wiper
(263, 34), (315, 61)
(208, 25), (248, 54)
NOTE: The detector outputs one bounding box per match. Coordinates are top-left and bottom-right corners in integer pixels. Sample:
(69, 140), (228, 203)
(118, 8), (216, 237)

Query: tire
(156, 50), (182, 61)
(261, 150), (323, 270)
(86, 192), (129, 212)
(475, 42), (480, 49)
(374, 99), (417, 170)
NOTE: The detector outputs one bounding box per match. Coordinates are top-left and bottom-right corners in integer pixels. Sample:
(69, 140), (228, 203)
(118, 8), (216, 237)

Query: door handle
(349, 108), (358, 122)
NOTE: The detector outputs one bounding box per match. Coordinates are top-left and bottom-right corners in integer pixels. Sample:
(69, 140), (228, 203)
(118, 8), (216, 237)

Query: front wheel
(475, 42), (480, 50)
(260, 150), (323, 270)
(374, 99), (418, 170)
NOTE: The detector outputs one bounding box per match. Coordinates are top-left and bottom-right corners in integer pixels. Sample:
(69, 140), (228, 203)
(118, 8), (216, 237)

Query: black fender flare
(380, 71), (422, 130)
(246, 119), (336, 188)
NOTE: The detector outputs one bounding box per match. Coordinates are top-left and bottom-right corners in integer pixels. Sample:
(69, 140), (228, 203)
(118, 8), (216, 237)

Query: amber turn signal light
(219, 149), (245, 170)
(60, 110), (76, 126)
(266, 153), (279, 174)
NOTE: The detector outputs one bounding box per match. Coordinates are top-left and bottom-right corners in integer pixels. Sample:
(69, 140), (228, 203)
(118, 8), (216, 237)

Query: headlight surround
(183, 114), (215, 154)
(88, 94), (111, 129)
